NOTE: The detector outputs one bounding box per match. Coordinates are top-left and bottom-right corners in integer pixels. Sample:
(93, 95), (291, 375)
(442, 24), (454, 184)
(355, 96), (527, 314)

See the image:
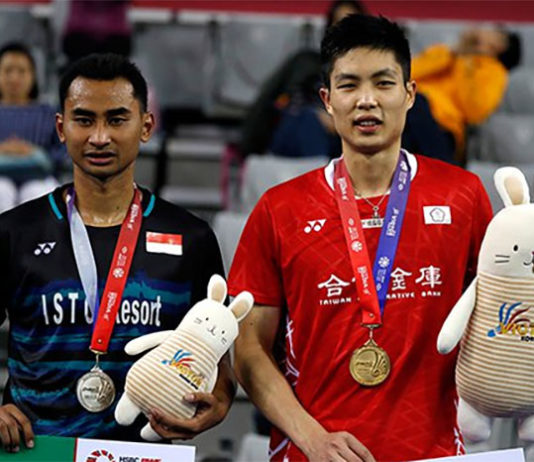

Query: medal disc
(76, 367), (116, 412)
(350, 339), (391, 386)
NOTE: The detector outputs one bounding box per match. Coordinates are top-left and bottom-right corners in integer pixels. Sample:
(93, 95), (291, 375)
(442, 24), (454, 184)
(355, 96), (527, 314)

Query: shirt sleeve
(227, 194), (284, 307)
(190, 226), (225, 306)
(466, 176), (493, 285)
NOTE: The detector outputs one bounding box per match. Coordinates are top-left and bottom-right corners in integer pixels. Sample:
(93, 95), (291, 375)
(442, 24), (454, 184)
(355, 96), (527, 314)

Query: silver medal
(76, 363), (116, 413)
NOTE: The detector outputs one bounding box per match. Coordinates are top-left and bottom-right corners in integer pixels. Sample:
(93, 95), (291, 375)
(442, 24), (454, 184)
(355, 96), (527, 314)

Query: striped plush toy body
(438, 167), (534, 442)
(115, 274), (253, 441)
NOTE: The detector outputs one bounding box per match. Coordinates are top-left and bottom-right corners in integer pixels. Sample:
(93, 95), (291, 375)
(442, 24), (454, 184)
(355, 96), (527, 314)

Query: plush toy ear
(207, 274), (227, 303)
(494, 167), (530, 207)
(229, 291), (254, 322)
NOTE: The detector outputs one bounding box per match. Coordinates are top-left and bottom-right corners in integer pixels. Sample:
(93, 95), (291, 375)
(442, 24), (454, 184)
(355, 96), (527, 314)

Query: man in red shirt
(229, 14), (492, 462)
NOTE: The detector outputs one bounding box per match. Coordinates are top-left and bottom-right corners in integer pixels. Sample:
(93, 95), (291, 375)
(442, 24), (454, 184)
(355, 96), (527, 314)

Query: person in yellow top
(411, 27), (521, 164)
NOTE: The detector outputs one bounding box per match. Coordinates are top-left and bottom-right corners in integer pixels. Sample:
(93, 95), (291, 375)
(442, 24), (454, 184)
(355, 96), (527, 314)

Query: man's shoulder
(262, 166), (327, 201)
(0, 192), (55, 229)
(147, 193), (214, 235)
(415, 155), (481, 187)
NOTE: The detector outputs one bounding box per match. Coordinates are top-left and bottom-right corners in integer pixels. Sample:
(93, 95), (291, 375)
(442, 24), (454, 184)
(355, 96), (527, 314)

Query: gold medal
(350, 338), (391, 386)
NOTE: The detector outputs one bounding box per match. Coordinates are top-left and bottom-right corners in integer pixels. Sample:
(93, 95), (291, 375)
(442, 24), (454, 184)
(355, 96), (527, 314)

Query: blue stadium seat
(204, 17), (306, 115)
(478, 114), (534, 164)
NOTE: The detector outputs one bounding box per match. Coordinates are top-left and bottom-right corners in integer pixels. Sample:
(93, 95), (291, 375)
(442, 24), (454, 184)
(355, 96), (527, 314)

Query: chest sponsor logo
(487, 302), (534, 342)
(34, 242), (56, 256)
(146, 232), (182, 256)
(304, 219), (326, 234)
(40, 292), (163, 327)
(317, 274), (353, 306)
(317, 266), (444, 306)
(423, 206), (451, 225)
(386, 265), (443, 299)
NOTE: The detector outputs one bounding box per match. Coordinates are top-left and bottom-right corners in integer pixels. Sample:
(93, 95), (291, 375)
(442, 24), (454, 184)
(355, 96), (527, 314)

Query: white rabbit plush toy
(115, 274), (253, 441)
(438, 166), (534, 442)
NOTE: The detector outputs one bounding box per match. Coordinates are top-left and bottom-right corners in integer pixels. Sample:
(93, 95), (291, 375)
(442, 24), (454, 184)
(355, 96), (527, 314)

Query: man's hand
(148, 391), (231, 440)
(304, 430), (376, 462)
(0, 404), (34, 453)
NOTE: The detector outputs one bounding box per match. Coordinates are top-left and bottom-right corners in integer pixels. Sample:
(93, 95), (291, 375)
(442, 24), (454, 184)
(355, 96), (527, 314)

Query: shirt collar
(323, 149), (418, 192)
(49, 183), (155, 221)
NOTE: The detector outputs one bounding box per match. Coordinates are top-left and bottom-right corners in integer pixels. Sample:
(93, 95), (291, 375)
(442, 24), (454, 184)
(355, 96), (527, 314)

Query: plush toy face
(178, 299), (239, 356)
(479, 204), (534, 278)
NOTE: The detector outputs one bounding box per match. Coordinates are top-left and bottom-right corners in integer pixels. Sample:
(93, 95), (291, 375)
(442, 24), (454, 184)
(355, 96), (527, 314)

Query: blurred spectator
(401, 92), (457, 164)
(240, 2), (459, 164)
(410, 26), (521, 165)
(240, 1), (367, 159)
(61, 0), (132, 67)
(0, 43), (64, 212)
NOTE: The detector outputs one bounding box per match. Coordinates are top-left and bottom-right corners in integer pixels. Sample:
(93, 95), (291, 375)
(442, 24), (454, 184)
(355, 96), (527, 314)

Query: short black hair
(498, 30), (522, 70)
(59, 53), (148, 111)
(321, 14), (411, 88)
(0, 42), (39, 100)
(325, 0), (368, 29)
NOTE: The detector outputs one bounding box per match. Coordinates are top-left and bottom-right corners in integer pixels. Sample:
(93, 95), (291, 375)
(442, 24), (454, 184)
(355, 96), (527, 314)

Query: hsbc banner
(411, 448), (524, 462)
(76, 438), (195, 462)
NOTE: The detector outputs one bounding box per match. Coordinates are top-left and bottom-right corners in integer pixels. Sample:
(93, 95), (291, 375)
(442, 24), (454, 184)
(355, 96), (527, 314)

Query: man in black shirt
(0, 53), (232, 453)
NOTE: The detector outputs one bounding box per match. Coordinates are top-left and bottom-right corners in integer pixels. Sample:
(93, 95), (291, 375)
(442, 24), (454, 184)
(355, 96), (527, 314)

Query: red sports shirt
(228, 154), (492, 462)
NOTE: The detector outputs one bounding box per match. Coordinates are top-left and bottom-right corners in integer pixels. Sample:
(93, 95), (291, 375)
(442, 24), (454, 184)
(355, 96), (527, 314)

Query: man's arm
(148, 351), (236, 440)
(0, 224), (34, 453)
(234, 304), (376, 462)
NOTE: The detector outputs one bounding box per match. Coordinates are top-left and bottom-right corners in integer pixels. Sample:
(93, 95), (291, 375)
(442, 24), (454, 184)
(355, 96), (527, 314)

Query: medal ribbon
(334, 151), (411, 326)
(67, 187), (143, 353)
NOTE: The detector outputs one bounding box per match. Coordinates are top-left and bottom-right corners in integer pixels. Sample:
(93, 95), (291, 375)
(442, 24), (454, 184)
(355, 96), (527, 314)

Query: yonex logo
(304, 219), (326, 233)
(34, 242), (56, 256)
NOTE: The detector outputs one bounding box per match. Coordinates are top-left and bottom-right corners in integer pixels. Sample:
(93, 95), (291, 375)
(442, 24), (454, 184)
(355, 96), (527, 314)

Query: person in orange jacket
(411, 27), (521, 164)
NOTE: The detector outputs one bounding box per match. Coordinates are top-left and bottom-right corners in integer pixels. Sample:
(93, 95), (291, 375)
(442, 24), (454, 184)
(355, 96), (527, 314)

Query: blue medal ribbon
(371, 151), (411, 315)
(334, 150), (411, 324)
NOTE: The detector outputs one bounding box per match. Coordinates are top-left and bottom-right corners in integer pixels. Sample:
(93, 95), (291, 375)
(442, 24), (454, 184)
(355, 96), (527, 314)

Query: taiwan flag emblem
(146, 231), (183, 256)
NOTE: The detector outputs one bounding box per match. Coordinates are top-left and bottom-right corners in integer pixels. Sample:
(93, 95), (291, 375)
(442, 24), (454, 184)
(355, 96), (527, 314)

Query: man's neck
(343, 144), (401, 198)
(72, 168), (136, 227)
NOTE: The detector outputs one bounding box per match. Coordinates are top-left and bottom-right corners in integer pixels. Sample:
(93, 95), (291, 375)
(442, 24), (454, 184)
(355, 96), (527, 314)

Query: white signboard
(412, 448), (524, 462)
(75, 438), (195, 462)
